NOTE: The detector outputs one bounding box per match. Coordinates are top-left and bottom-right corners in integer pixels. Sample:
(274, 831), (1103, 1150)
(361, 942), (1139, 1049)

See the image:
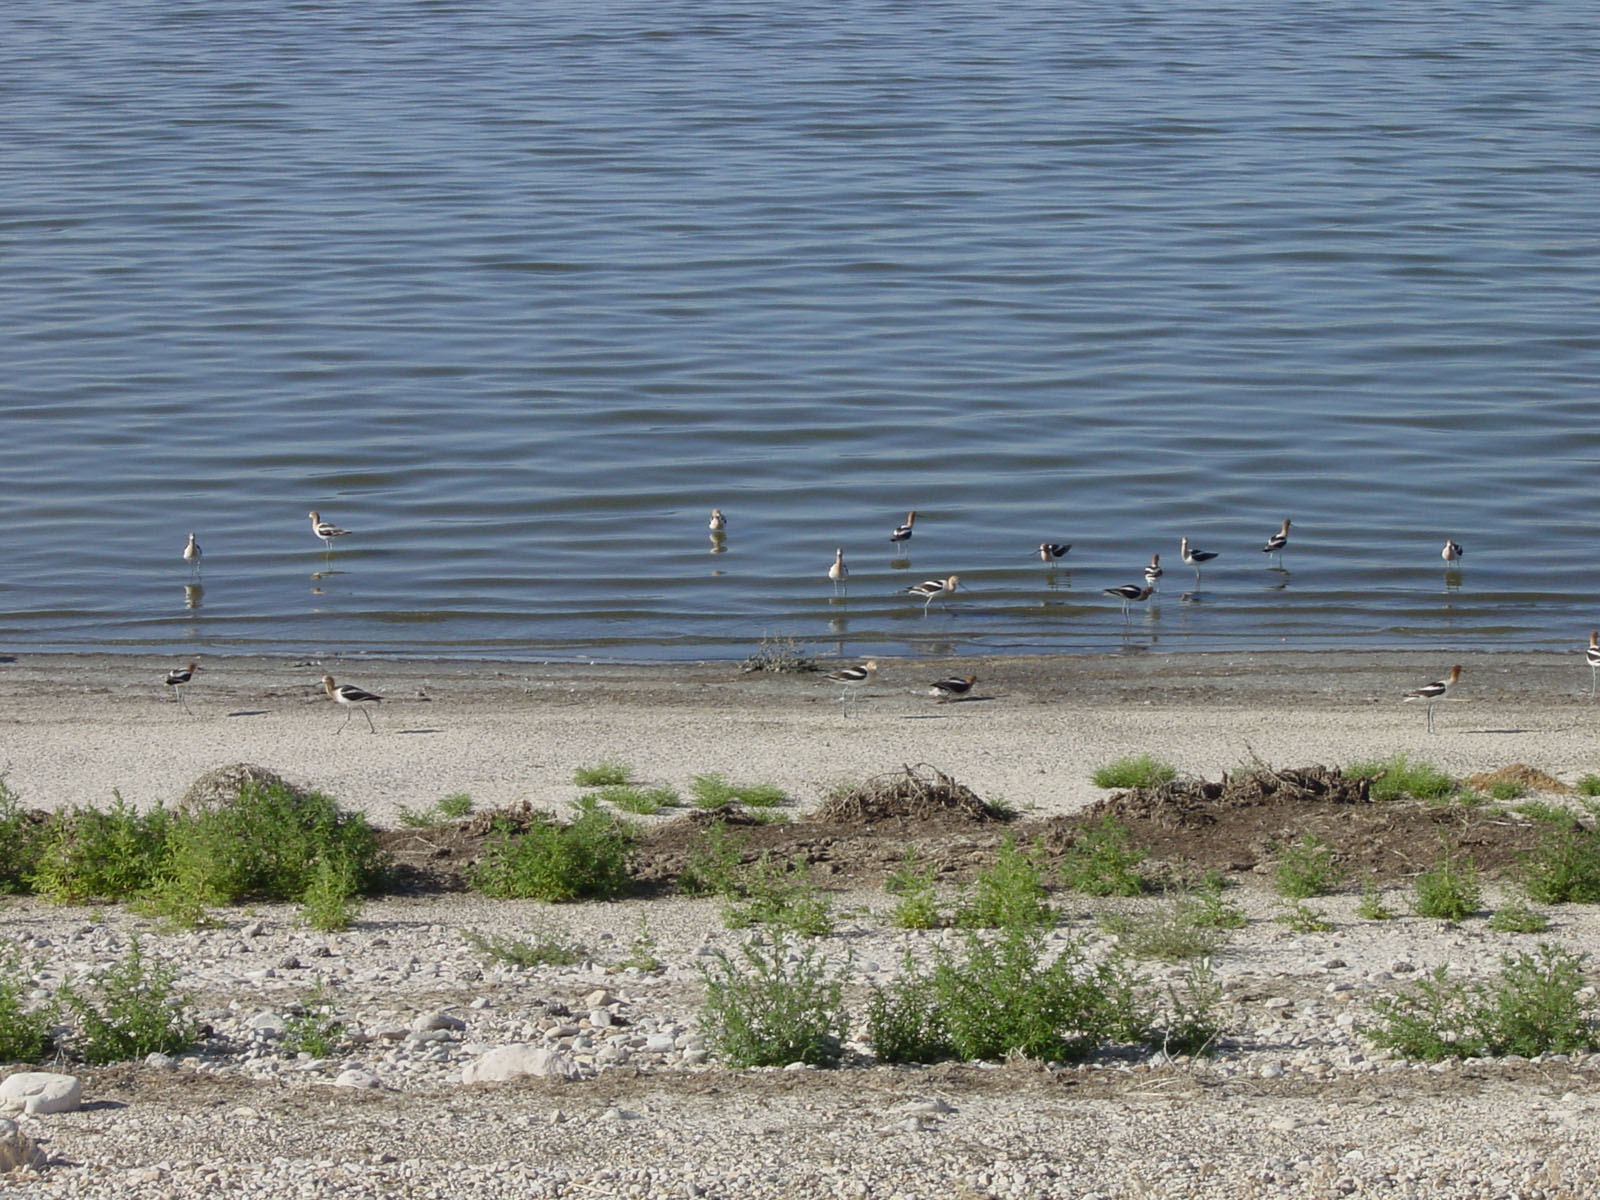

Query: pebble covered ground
(4, 882), (1600, 1199)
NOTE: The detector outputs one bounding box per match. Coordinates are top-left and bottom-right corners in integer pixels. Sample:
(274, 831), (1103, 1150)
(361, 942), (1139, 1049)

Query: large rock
(461, 1045), (581, 1084)
(0, 1072), (82, 1116)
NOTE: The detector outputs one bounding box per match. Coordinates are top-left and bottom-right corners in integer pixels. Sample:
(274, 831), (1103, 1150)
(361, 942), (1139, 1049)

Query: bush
(677, 819), (747, 897)
(463, 926), (587, 968)
(397, 793), (474, 828)
(1412, 841), (1482, 920)
(690, 773), (787, 809)
(720, 854), (834, 936)
(60, 937), (201, 1064)
(1057, 817), (1149, 897)
(1356, 879), (1398, 921)
(0, 944), (56, 1063)
(1518, 823), (1600, 904)
(1277, 902), (1333, 933)
(699, 935), (845, 1067)
(1160, 959), (1227, 1057)
(31, 796), (171, 903)
(885, 849), (942, 930)
(0, 778), (47, 895)
(573, 762), (632, 787)
(957, 835), (1053, 929)
(1488, 903), (1549, 934)
(1099, 896), (1231, 962)
(1273, 834), (1342, 899)
(473, 810), (636, 902)
(1365, 944), (1599, 1061)
(865, 955), (954, 1065)
(1576, 775), (1600, 798)
(1091, 756), (1177, 790)
(1345, 755), (1456, 803)
(593, 784), (682, 815)
(282, 982), (345, 1058)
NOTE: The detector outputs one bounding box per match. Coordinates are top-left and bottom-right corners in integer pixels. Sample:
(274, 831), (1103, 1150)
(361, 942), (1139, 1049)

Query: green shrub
(1273, 834), (1343, 899)
(463, 926), (587, 968)
(1487, 780), (1526, 802)
(617, 916), (663, 972)
(865, 954), (954, 1065)
(1576, 775), (1600, 798)
(1365, 945), (1599, 1061)
(885, 849), (942, 930)
(1091, 756), (1177, 790)
(677, 819), (747, 897)
(1488, 902), (1549, 934)
(282, 982), (345, 1058)
(299, 847), (364, 931)
(957, 835), (1053, 929)
(1412, 841), (1482, 919)
(0, 944), (56, 1063)
(0, 777), (47, 895)
(1518, 823), (1600, 904)
(1512, 800), (1574, 825)
(1099, 896), (1231, 962)
(594, 784), (682, 815)
(60, 937), (201, 1064)
(1188, 874), (1248, 930)
(573, 762), (632, 787)
(31, 796), (172, 903)
(720, 854), (834, 936)
(1160, 959), (1227, 1057)
(472, 810), (636, 902)
(1057, 817), (1149, 897)
(1345, 755), (1456, 803)
(699, 935), (845, 1067)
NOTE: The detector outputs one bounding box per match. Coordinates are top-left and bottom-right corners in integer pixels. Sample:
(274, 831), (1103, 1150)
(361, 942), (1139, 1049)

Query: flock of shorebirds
(158, 509), (1600, 734)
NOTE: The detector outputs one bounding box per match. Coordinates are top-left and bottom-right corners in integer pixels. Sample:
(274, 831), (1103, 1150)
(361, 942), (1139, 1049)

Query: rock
(461, 1045), (581, 1084)
(0, 1072), (83, 1116)
(410, 1010), (467, 1034)
(334, 1069), (384, 1089)
(584, 989), (616, 1008)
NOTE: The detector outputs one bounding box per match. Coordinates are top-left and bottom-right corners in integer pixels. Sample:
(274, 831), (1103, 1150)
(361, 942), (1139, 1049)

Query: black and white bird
(183, 532), (202, 575)
(1036, 542), (1072, 564)
(901, 574), (959, 614)
(828, 547), (848, 595)
(928, 674), (977, 702)
(1179, 536), (1219, 584)
(709, 508), (727, 534)
(1262, 518), (1292, 566)
(165, 660), (199, 713)
(323, 673), (382, 733)
(1104, 584), (1154, 619)
(1587, 632), (1600, 698)
(1402, 664), (1461, 734)
(1442, 539), (1463, 567)
(1144, 554), (1163, 588)
(890, 510), (917, 549)
(308, 510), (350, 552)
(825, 660), (877, 716)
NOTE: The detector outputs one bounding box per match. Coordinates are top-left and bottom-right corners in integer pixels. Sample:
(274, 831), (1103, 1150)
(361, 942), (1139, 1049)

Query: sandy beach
(3, 649), (1597, 821)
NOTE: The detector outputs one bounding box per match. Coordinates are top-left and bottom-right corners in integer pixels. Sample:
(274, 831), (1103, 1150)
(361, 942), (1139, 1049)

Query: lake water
(4, 1), (1600, 663)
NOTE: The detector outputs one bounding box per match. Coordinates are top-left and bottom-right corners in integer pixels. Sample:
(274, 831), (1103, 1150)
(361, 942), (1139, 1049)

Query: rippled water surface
(4, 1), (1599, 661)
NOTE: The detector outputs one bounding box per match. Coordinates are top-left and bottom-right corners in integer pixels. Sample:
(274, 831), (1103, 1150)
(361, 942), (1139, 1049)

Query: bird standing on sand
(901, 574), (959, 614)
(1180, 537), (1219, 584)
(828, 547), (848, 595)
(323, 673), (382, 733)
(1587, 632), (1600, 698)
(309, 511), (350, 552)
(1402, 664), (1461, 734)
(183, 532), (202, 575)
(928, 674), (977, 702)
(165, 660), (198, 713)
(890, 511), (916, 550)
(1262, 518), (1291, 566)
(825, 660), (877, 716)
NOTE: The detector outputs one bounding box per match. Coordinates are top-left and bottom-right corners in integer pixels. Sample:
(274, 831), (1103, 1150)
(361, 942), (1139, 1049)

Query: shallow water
(4, 1), (1599, 661)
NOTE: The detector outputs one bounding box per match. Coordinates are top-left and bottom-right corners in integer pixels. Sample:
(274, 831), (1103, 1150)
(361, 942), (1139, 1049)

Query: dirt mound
(1463, 764), (1571, 795)
(178, 763), (309, 812)
(1086, 763), (1370, 829)
(808, 763), (1005, 826)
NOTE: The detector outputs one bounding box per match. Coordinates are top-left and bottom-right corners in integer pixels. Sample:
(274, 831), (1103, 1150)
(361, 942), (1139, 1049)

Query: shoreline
(3, 649), (1597, 823)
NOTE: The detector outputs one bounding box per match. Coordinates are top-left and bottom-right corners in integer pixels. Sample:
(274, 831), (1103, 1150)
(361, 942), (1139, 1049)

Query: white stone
(0, 1072), (82, 1116)
(334, 1069), (384, 1089)
(410, 1010), (467, 1033)
(461, 1044), (581, 1084)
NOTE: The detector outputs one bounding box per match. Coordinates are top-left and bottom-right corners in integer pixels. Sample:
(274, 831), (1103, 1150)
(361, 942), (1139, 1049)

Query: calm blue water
(4, 1), (1600, 662)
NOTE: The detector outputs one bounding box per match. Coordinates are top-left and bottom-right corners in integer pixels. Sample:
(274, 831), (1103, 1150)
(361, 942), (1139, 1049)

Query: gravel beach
(3, 650), (1600, 1199)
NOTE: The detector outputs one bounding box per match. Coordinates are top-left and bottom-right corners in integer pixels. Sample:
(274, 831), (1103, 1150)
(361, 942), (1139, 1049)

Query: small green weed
(463, 925), (588, 968)
(1099, 899), (1228, 962)
(1412, 840), (1482, 919)
(1356, 879), (1398, 921)
(0, 944), (56, 1063)
(956, 834), (1054, 929)
(594, 784), (682, 815)
(299, 848), (364, 932)
(1091, 755), (1178, 790)
(60, 937), (201, 1064)
(1513, 800), (1576, 824)
(616, 916), (663, 972)
(885, 848), (943, 930)
(1277, 902), (1333, 933)
(677, 819), (747, 897)
(1488, 902), (1549, 934)
(1345, 755), (1456, 803)
(1487, 780), (1526, 802)
(1273, 834), (1343, 899)
(1160, 959), (1227, 1057)
(1518, 823), (1600, 904)
(720, 854), (834, 936)
(282, 981), (345, 1058)
(690, 773), (787, 809)
(699, 935), (845, 1067)
(573, 762), (632, 788)
(397, 793), (474, 828)
(1057, 816), (1149, 897)
(1577, 775), (1600, 798)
